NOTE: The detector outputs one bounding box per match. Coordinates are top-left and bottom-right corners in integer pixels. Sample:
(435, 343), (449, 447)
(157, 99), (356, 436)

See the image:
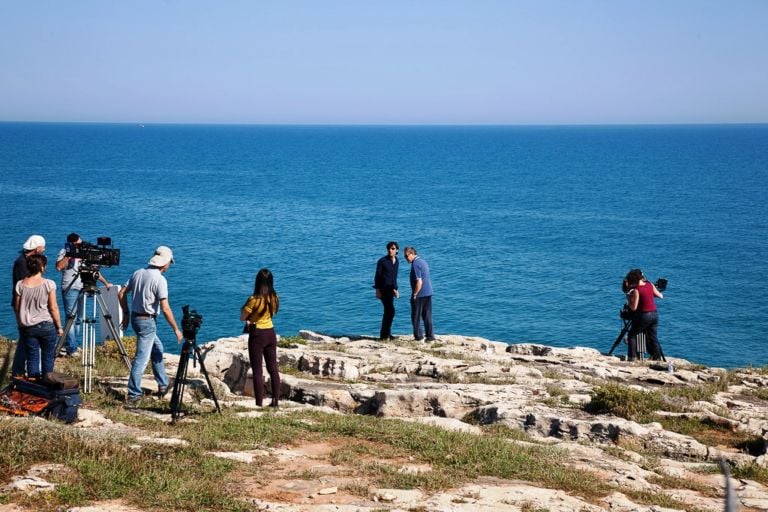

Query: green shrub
(585, 383), (662, 422)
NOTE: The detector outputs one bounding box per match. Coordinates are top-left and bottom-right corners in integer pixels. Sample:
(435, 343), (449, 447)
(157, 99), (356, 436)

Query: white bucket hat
(148, 246), (174, 267)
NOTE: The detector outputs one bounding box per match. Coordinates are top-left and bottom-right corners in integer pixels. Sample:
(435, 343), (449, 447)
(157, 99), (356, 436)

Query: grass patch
(647, 473), (720, 498)
(585, 383), (663, 422)
(2, 407), (609, 508)
(278, 335), (306, 348)
(663, 374), (733, 403)
(747, 387), (768, 401)
(623, 489), (712, 512)
(541, 368), (571, 380)
(0, 336), (16, 388)
(656, 415), (764, 454)
(585, 376), (733, 423)
(0, 418), (253, 512)
(731, 462), (768, 485)
(290, 412), (607, 497)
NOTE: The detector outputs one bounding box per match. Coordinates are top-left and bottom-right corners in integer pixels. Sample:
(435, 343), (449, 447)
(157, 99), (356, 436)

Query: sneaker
(125, 396), (142, 408)
(57, 348), (68, 358)
(156, 386), (169, 398)
(67, 349), (81, 358)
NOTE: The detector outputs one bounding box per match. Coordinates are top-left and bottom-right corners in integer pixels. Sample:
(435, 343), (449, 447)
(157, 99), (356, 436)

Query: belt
(132, 312), (157, 318)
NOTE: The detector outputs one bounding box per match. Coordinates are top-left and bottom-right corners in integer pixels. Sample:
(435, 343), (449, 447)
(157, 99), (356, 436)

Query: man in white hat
(10, 235), (46, 376)
(118, 245), (183, 406)
(13, 235), (46, 297)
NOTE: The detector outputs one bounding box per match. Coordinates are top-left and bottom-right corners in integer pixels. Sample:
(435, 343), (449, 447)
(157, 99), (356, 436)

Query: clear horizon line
(2, 120), (767, 128)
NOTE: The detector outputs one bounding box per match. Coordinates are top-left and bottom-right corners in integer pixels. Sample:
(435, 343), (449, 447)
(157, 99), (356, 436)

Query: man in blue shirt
(118, 246), (183, 406)
(404, 246), (435, 341)
(373, 241), (399, 340)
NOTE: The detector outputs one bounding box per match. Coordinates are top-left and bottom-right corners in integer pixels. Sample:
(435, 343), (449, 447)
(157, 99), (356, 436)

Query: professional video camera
(181, 305), (203, 340)
(65, 237), (120, 267)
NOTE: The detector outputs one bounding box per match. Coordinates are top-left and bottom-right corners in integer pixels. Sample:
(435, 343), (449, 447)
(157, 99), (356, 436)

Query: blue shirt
(123, 267), (168, 316)
(410, 256), (433, 297)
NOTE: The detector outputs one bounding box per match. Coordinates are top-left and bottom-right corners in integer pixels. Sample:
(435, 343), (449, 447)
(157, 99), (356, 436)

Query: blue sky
(1, 1), (766, 125)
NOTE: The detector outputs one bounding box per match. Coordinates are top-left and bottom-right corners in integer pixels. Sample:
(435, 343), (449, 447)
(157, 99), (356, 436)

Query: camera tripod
(54, 272), (131, 393)
(169, 332), (221, 423)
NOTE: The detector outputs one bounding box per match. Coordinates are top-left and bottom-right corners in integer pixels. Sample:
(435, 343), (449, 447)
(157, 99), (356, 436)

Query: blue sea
(1, 123), (766, 368)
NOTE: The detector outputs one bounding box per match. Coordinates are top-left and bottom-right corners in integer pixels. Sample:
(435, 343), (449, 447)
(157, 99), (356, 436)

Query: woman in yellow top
(240, 268), (280, 407)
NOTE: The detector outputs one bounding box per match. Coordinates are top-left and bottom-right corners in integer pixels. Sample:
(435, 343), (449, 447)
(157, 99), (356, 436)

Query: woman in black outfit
(240, 268), (280, 407)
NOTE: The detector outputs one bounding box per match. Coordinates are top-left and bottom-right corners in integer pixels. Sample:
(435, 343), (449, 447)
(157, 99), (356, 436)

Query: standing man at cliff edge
(404, 246), (435, 342)
(373, 241), (399, 341)
(118, 246), (183, 406)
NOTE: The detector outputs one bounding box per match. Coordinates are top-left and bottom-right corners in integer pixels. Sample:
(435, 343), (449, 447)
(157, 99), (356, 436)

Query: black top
(11, 252), (28, 307)
(374, 255), (399, 291)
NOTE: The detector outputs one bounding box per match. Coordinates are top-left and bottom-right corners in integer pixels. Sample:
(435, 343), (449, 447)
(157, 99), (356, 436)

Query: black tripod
(170, 306), (221, 423)
(54, 268), (131, 392)
(608, 317), (633, 356)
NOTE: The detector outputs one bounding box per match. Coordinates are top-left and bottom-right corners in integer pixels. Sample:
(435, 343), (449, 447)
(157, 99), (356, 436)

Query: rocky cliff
(5, 331), (768, 511)
(155, 331), (768, 510)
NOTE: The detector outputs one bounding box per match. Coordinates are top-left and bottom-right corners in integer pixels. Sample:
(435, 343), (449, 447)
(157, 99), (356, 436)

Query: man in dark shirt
(373, 241), (399, 341)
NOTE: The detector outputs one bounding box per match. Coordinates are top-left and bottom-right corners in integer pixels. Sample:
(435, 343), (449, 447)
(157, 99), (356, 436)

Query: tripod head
(78, 264), (102, 293)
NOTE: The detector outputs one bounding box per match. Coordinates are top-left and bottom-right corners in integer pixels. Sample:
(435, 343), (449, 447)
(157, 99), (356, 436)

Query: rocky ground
(4, 331), (768, 511)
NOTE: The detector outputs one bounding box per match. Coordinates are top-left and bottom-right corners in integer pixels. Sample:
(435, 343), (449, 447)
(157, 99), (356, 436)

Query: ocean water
(1, 123), (766, 368)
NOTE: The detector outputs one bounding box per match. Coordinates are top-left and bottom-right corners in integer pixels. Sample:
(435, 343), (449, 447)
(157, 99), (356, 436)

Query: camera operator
(118, 246), (182, 406)
(55, 233), (112, 357)
(624, 268), (664, 361)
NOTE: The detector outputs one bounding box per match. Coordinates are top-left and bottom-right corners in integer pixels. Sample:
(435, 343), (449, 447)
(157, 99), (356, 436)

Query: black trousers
(379, 288), (396, 339)
(410, 295), (434, 340)
(247, 326), (281, 406)
(628, 311), (661, 360)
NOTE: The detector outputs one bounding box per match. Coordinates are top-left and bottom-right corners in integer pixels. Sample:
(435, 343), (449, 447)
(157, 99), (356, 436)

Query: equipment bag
(42, 372), (80, 390)
(2, 377), (82, 424)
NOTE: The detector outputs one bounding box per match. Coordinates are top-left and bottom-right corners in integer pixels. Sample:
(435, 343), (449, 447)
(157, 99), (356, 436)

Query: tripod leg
(608, 320), (632, 355)
(82, 298), (98, 394)
(193, 344), (221, 413)
(94, 292), (132, 369)
(170, 340), (192, 422)
(55, 289), (86, 356)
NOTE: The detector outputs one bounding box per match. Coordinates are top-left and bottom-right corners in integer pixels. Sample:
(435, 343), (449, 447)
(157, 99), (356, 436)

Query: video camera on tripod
(65, 237), (121, 290)
(171, 305), (220, 423)
(56, 237), (129, 391)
